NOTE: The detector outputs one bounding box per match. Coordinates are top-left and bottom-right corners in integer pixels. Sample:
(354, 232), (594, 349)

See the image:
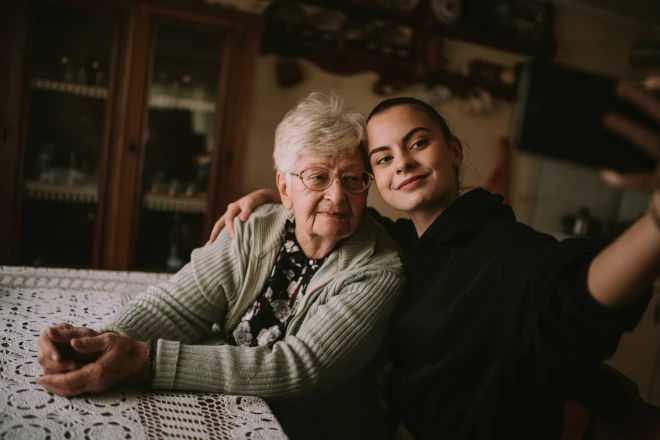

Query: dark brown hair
(366, 97), (454, 143)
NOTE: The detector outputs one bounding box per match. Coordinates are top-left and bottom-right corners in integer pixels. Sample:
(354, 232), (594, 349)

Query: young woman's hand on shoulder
(208, 189), (281, 243)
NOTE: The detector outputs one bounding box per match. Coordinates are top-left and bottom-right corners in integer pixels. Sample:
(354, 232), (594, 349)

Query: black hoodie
(370, 188), (649, 439)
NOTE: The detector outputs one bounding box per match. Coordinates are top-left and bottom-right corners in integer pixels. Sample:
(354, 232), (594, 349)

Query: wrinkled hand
(36, 332), (148, 397)
(208, 189), (281, 243)
(602, 76), (660, 219)
(37, 323), (99, 374)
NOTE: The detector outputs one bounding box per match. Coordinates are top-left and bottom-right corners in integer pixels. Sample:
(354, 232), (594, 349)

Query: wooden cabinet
(0, 0), (262, 271)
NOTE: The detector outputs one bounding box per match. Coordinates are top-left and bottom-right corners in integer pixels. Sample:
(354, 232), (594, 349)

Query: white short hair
(273, 92), (366, 173)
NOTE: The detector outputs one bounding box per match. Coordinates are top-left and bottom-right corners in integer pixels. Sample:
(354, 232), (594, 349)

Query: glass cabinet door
(133, 23), (225, 272)
(18, 1), (117, 267)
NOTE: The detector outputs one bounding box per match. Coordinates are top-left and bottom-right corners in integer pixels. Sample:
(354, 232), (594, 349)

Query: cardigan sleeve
(152, 265), (404, 400)
(101, 222), (246, 343)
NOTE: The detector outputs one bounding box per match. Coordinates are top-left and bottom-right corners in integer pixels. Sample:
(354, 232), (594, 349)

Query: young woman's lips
(397, 175), (427, 191)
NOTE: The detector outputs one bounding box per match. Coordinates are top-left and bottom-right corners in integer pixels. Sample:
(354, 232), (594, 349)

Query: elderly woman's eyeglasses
(290, 168), (375, 193)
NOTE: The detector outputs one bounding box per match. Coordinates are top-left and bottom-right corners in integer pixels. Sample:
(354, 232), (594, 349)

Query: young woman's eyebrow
(368, 146), (391, 159)
(402, 127), (432, 146)
(368, 127), (432, 160)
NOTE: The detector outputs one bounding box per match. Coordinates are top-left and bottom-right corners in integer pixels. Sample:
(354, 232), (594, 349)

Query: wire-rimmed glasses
(290, 167), (374, 193)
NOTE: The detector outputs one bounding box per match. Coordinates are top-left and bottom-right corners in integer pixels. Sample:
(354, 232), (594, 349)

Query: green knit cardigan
(104, 204), (404, 439)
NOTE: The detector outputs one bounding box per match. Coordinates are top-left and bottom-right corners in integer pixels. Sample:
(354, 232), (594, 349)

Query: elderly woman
(35, 93), (404, 439)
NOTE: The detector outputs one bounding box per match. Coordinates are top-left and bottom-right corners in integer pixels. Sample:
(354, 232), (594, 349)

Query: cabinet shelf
(24, 180), (98, 204)
(148, 94), (216, 113)
(23, 183), (208, 213)
(142, 193), (206, 213)
(265, 34), (418, 78)
(31, 79), (108, 99)
(29, 79), (218, 112)
(295, 0), (423, 26)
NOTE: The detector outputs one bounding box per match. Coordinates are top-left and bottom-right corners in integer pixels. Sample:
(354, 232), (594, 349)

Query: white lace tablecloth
(0, 266), (287, 440)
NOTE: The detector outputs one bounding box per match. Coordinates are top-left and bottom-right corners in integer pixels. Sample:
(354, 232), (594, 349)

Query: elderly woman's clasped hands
(36, 323), (149, 396)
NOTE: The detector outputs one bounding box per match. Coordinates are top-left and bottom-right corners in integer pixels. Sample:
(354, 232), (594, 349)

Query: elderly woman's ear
(276, 173), (294, 210)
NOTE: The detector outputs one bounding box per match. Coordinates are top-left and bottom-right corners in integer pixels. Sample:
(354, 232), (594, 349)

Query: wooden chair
(385, 362), (660, 439)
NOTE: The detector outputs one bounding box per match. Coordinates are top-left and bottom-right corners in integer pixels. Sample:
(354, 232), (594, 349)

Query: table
(0, 266), (287, 439)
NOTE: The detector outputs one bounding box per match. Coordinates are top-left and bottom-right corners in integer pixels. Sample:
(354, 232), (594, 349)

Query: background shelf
(149, 94), (216, 113)
(24, 180), (98, 204)
(142, 193), (207, 213)
(31, 79), (108, 99)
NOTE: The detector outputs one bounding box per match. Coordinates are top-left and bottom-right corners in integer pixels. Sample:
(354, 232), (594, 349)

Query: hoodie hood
(414, 188), (515, 248)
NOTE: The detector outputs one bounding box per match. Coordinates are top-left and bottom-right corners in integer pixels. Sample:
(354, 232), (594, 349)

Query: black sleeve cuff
(535, 237), (651, 364)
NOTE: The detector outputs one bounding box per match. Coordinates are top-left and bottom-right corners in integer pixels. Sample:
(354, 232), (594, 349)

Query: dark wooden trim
(102, 6), (136, 269)
(14, 0), (37, 265)
(39, 0), (121, 14)
(138, 0), (262, 29)
(0, 0), (30, 264)
(0, 1), (13, 262)
(104, 4), (153, 270)
(45, 0), (262, 27)
(93, 8), (125, 269)
(204, 31), (235, 238)
(127, 7), (160, 269)
(0, 2), (9, 134)
(212, 22), (263, 229)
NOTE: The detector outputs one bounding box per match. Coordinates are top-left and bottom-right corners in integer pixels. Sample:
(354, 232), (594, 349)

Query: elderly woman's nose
(324, 178), (348, 204)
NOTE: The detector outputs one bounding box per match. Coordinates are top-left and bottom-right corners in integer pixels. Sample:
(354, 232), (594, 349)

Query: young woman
(210, 77), (660, 439)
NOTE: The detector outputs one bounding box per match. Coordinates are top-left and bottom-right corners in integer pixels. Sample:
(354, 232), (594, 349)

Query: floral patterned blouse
(228, 220), (328, 349)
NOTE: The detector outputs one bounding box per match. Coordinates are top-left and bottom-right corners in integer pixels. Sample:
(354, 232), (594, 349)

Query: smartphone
(509, 60), (659, 173)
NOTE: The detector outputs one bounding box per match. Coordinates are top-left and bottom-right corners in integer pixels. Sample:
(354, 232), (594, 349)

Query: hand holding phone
(601, 76), (660, 221)
(601, 77), (660, 185)
(510, 61), (660, 173)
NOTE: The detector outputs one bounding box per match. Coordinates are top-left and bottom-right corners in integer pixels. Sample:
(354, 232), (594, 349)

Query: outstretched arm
(589, 76), (660, 307)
